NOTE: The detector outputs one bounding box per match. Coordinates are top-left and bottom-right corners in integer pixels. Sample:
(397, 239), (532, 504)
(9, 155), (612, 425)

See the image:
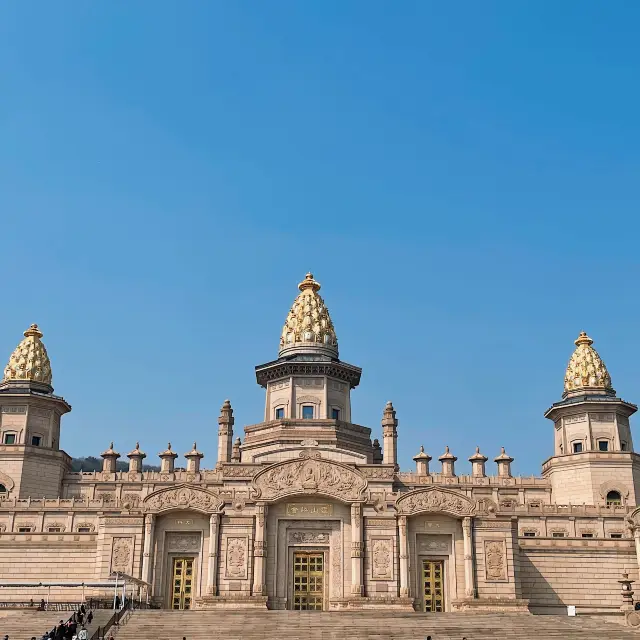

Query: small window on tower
(610, 533), (623, 539)
(302, 406), (314, 420)
(331, 408), (340, 420)
(606, 490), (622, 506)
(598, 440), (609, 452)
(31, 436), (42, 447)
(552, 532), (565, 538)
(275, 408), (285, 420)
(621, 442), (628, 451)
(3, 434), (15, 445)
(572, 442), (583, 453)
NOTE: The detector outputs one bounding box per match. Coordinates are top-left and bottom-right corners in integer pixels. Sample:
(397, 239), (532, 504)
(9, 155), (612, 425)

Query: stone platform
(113, 610), (640, 640)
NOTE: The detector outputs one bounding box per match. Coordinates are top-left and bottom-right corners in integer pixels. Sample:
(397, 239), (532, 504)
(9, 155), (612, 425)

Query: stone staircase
(114, 610), (640, 640)
(0, 610), (69, 639)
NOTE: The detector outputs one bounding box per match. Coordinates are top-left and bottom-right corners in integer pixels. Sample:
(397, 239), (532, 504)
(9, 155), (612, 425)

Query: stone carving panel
(359, 467), (395, 480)
(288, 531), (330, 544)
(370, 537), (393, 580)
(225, 536), (248, 579)
(396, 487), (475, 517)
(222, 466), (259, 478)
(417, 536), (450, 554)
(166, 533), (201, 553)
(143, 485), (223, 513)
(111, 537), (132, 574)
(484, 540), (507, 582)
(252, 453), (367, 502)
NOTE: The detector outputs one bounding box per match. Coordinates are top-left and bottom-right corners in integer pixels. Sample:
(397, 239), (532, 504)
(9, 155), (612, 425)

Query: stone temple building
(0, 272), (639, 617)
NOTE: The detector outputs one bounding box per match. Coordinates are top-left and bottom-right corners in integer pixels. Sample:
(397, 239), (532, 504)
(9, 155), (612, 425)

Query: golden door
(171, 557), (195, 610)
(292, 552), (324, 610)
(422, 559), (444, 612)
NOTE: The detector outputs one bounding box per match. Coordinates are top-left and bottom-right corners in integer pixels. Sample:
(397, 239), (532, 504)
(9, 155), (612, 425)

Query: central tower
(243, 273), (372, 463)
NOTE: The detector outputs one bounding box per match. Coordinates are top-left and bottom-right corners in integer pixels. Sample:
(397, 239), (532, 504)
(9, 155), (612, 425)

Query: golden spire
(279, 272), (338, 357)
(563, 331), (613, 395)
(3, 324), (52, 387)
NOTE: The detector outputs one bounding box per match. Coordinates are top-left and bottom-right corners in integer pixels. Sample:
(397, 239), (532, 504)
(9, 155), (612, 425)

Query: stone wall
(0, 539), (99, 601)
(520, 545), (635, 613)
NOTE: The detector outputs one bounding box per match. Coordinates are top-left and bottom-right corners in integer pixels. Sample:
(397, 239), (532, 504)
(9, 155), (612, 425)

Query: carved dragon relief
(143, 484), (224, 514)
(396, 486), (475, 518)
(251, 452), (367, 503)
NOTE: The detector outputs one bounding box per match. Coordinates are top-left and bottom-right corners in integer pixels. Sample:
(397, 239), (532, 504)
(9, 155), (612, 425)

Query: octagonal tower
(243, 273), (372, 464)
(543, 331), (640, 506)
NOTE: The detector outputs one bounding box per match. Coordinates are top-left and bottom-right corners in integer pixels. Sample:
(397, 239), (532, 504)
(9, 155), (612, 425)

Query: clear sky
(1, 2), (639, 475)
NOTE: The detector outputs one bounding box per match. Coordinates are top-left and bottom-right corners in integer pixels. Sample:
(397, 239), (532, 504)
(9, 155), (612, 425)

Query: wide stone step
(112, 611), (640, 640)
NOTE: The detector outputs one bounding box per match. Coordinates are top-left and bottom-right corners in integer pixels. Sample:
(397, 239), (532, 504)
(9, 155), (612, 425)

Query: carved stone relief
(370, 537), (393, 580)
(166, 533), (201, 553)
(225, 537), (248, 579)
(484, 540), (507, 582)
(111, 537), (132, 574)
(417, 536), (450, 555)
(359, 467), (395, 480)
(288, 531), (330, 544)
(143, 485), (223, 513)
(396, 487), (475, 517)
(252, 453), (367, 502)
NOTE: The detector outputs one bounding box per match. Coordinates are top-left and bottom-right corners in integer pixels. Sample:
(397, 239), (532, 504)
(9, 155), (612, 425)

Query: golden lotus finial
(280, 272), (338, 357)
(23, 324), (43, 339)
(3, 323), (52, 387)
(564, 330), (613, 395)
(575, 331), (593, 347)
(298, 272), (321, 293)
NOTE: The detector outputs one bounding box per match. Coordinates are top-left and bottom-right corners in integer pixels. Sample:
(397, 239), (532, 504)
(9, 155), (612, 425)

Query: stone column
(351, 503), (363, 596)
(217, 399), (234, 465)
(398, 515), (409, 597)
(207, 513), (220, 595)
(142, 514), (156, 589)
(462, 517), (476, 598)
(633, 527), (640, 580)
(252, 504), (267, 595)
(381, 401), (399, 470)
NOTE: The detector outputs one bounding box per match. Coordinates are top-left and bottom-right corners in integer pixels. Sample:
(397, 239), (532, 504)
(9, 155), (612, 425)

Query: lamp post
(618, 572), (635, 612)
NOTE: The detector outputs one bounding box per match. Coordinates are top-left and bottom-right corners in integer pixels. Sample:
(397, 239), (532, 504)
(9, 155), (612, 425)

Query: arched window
(606, 490), (622, 506)
(0, 484), (6, 493)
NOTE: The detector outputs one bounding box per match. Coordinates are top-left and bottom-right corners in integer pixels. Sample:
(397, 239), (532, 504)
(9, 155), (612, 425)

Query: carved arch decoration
(396, 486), (475, 518)
(0, 470), (15, 493)
(143, 484), (224, 514)
(251, 452), (367, 503)
(599, 479), (629, 501)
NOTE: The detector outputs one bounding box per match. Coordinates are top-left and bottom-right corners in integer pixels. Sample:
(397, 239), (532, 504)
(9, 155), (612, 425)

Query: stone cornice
(255, 359), (362, 388)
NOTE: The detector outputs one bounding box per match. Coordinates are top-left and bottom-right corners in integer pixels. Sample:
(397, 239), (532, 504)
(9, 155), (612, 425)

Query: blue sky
(1, 2), (639, 474)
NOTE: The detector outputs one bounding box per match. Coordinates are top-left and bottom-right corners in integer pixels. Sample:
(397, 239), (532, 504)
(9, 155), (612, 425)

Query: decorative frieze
(360, 467), (395, 480)
(366, 518), (395, 528)
(143, 486), (223, 513)
(253, 454), (367, 502)
(396, 487), (475, 517)
(222, 466), (259, 478)
(288, 531), (330, 544)
(103, 518), (143, 525)
(166, 533), (200, 553)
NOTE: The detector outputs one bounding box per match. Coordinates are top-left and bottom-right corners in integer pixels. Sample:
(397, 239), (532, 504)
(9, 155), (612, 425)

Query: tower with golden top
(238, 273), (384, 465)
(0, 324), (71, 497)
(543, 331), (639, 505)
